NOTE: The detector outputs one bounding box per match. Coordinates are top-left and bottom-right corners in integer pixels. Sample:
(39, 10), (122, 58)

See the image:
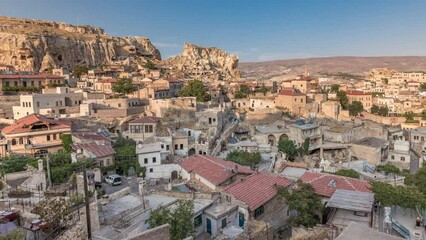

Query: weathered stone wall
(125, 224), (171, 240)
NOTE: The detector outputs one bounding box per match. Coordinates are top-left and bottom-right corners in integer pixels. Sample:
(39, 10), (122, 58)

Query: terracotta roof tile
(180, 155), (253, 186)
(70, 142), (115, 158)
(97, 78), (117, 83)
(224, 173), (292, 211)
(1, 114), (71, 135)
(0, 73), (64, 79)
(299, 172), (371, 198)
(279, 88), (306, 96)
(129, 116), (161, 124)
(345, 90), (371, 96)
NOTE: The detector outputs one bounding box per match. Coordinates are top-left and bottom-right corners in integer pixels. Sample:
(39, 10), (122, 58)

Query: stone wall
(362, 111), (405, 126)
(57, 223), (87, 240)
(125, 224), (171, 240)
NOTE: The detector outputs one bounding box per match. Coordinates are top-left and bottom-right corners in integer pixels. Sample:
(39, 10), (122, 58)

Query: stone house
(287, 120), (323, 151)
(345, 90), (373, 111)
(125, 116), (161, 142)
(387, 140), (412, 170)
(149, 97), (196, 118)
(81, 97), (145, 118)
(136, 142), (180, 180)
(71, 132), (112, 145)
(349, 137), (389, 165)
(1, 114), (71, 157)
(70, 142), (115, 167)
(275, 88), (307, 116)
(180, 155), (253, 191)
(0, 73), (65, 91)
(13, 87), (83, 119)
(254, 125), (289, 147)
(94, 78), (117, 93)
(222, 173), (292, 230)
(323, 123), (363, 143)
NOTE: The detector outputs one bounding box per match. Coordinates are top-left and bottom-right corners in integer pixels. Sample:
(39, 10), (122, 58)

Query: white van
(105, 174), (122, 186)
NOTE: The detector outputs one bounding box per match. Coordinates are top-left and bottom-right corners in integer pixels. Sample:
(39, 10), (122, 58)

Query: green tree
(371, 182), (426, 210)
(333, 169), (360, 178)
(403, 111), (416, 123)
(61, 134), (73, 153)
(278, 140), (298, 161)
(330, 84), (340, 93)
(112, 78), (136, 94)
(376, 164), (400, 175)
(302, 138), (310, 155)
(178, 80), (210, 102)
(414, 166), (426, 195)
(378, 106), (389, 116)
(421, 110), (426, 120)
(144, 60), (157, 70)
(370, 105), (380, 114)
(146, 200), (195, 240)
(72, 65), (89, 78)
(420, 83), (426, 91)
(278, 181), (323, 228)
(348, 101), (363, 116)
(382, 78), (389, 85)
(234, 84), (252, 99)
(336, 90), (349, 109)
(226, 151), (262, 167)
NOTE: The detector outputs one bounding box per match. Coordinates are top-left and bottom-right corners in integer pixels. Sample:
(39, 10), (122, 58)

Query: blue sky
(1, 0), (426, 62)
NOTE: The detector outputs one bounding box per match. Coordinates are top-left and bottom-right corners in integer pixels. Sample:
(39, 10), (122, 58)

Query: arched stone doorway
(188, 148), (196, 156)
(268, 135), (276, 146)
(279, 134), (289, 142)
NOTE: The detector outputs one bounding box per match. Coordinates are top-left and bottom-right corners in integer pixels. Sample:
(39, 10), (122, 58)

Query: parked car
(105, 174), (122, 186)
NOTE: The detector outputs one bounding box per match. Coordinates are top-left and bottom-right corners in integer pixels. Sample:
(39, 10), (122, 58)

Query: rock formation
(164, 43), (240, 81)
(0, 16), (161, 72)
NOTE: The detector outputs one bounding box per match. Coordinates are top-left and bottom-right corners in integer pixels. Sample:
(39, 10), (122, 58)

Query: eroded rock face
(0, 16), (161, 72)
(164, 43), (240, 81)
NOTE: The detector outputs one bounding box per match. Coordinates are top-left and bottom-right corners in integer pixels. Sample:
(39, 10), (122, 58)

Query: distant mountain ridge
(240, 56), (426, 80)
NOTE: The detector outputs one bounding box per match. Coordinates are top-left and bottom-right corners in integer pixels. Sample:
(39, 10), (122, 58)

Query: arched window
(11, 139), (17, 145)
(19, 138), (23, 145)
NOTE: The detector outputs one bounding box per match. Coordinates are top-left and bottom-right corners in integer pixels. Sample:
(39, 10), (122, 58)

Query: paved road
(101, 176), (140, 196)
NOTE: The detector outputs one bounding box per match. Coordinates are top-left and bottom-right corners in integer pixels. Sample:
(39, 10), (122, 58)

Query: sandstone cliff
(163, 43), (240, 81)
(0, 16), (161, 72)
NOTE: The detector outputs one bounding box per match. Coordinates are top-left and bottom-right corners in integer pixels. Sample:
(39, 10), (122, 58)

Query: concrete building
(70, 142), (115, 167)
(149, 97), (196, 118)
(136, 142), (180, 180)
(94, 78), (117, 94)
(387, 140), (412, 170)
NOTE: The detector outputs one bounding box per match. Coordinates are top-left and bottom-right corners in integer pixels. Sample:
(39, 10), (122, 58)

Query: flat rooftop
(336, 222), (402, 240)
(327, 189), (374, 212)
(99, 194), (143, 219)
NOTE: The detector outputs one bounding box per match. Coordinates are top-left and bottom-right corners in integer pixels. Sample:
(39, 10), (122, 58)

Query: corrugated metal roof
(326, 189), (374, 212)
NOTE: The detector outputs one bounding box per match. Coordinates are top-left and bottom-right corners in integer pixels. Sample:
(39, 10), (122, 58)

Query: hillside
(240, 56), (426, 80)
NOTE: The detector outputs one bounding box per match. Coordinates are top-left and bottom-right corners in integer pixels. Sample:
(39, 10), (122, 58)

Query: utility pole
(83, 167), (92, 240)
(46, 155), (52, 188)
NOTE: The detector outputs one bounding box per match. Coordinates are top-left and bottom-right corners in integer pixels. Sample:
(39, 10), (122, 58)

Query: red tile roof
(299, 172), (371, 198)
(1, 114), (71, 135)
(180, 155), (254, 186)
(279, 88), (306, 96)
(224, 173), (292, 211)
(345, 90), (371, 96)
(129, 116), (161, 124)
(70, 142), (116, 158)
(0, 73), (64, 79)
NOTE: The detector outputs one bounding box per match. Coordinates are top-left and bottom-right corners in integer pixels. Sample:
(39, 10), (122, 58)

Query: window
(354, 211), (368, 217)
(152, 157), (156, 163)
(36, 102), (40, 107)
(221, 218), (228, 229)
(144, 158), (148, 164)
(194, 214), (202, 228)
(180, 144), (183, 150)
(175, 144), (178, 150)
(53, 134), (57, 140)
(166, 145), (170, 151)
(11, 139), (16, 145)
(161, 144), (164, 149)
(254, 205), (265, 218)
(401, 157), (405, 161)
(19, 138), (23, 145)
(391, 155), (395, 160)
(294, 98), (297, 102)
(47, 135), (51, 141)
(149, 168), (153, 173)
